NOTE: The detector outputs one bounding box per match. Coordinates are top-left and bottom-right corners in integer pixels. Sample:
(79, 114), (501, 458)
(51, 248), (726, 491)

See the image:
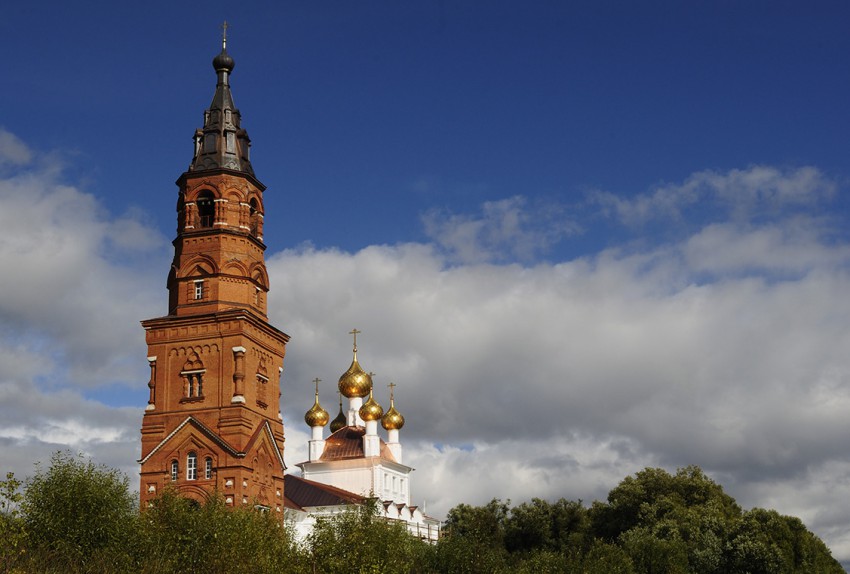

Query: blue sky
(7, 2), (850, 257)
(3, 1), (850, 566)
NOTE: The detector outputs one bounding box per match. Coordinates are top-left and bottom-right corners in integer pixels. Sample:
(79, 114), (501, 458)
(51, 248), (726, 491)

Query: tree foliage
(2, 454), (844, 574)
(435, 466), (843, 574)
(22, 451), (137, 573)
(306, 499), (432, 574)
(136, 487), (304, 574)
(0, 472), (24, 574)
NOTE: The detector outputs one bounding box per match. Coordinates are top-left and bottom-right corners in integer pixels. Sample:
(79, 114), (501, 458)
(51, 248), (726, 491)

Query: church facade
(138, 36), (288, 515)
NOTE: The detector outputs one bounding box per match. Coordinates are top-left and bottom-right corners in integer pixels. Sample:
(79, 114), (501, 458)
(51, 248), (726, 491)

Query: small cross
(312, 377), (321, 394)
(221, 21), (229, 49)
(349, 328), (361, 350)
(388, 382), (396, 401)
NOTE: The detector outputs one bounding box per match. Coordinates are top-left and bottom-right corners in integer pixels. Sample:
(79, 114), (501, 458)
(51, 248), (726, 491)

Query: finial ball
(213, 49), (235, 72)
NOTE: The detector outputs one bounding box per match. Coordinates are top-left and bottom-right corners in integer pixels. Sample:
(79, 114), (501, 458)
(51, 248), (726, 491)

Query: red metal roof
(283, 474), (364, 509)
(319, 426), (397, 463)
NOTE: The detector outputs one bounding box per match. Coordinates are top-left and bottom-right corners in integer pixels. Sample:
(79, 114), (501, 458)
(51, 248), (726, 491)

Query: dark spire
(188, 22), (255, 176)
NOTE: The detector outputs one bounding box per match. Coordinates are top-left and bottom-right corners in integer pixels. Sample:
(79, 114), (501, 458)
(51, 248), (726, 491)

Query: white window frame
(171, 460), (178, 481)
(205, 457), (213, 480)
(193, 280), (204, 300)
(187, 452), (197, 481)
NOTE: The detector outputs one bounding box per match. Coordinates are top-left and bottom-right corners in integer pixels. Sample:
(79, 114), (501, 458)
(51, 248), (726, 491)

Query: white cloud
(683, 219), (849, 275)
(0, 129), (33, 168)
(0, 144), (167, 388)
(591, 165), (837, 227)
(422, 195), (581, 263)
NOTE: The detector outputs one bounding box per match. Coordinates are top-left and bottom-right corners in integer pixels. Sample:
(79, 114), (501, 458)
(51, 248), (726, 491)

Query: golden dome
(381, 403), (405, 430)
(359, 388), (384, 422)
(338, 330), (372, 398)
(304, 379), (329, 427)
(330, 395), (346, 433)
(304, 398), (329, 428)
(381, 384), (405, 430)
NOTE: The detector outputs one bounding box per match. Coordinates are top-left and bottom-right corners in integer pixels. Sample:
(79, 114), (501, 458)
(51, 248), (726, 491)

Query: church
(285, 330), (440, 542)
(137, 31), (439, 541)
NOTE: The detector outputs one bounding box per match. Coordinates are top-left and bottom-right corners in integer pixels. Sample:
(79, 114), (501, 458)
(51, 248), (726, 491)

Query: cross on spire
(388, 382), (396, 401)
(221, 21), (229, 50)
(312, 377), (321, 395)
(349, 328), (361, 351)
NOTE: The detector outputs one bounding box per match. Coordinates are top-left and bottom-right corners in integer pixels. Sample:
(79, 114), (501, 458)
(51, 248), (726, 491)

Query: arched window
(187, 452), (197, 481)
(249, 198), (260, 237)
(170, 460), (178, 481)
(197, 191), (215, 228)
(205, 457), (213, 480)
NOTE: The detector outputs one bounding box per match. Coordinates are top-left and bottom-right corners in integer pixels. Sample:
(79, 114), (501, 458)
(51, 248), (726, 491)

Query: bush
(22, 451), (136, 573)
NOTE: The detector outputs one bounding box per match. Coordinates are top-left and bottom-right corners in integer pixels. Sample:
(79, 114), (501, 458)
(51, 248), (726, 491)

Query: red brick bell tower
(139, 31), (288, 515)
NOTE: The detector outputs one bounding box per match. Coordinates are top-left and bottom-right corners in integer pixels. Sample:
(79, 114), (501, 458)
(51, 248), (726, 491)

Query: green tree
(0, 472), (24, 573)
(591, 466), (740, 543)
(306, 499), (432, 574)
(434, 499), (510, 573)
(581, 540), (636, 574)
(724, 508), (843, 574)
(21, 451), (137, 573)
(504, 497), (590, 555)
(620, 526), (689, 574)
(137, 487), (305, 574)
(511, 548), (574, 573)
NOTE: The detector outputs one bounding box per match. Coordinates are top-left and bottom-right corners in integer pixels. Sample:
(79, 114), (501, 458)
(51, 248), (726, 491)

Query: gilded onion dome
(330, 394), (346, 433)
(304, 383), (329, 428)
(382, 383), (405, 430)
(359, 387), (384, 422)
(381, 401), (405, 430)
(338, 330), (372, 398)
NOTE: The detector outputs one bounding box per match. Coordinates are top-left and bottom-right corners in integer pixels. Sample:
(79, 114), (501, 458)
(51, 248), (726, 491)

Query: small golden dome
(330, 395), (346, 433)
(381, 404), (405, 430)
(381, 385), (405, 430)
(359, 388), (384, 422)
(304, 399), (329, 428)
(304, 380), (329, 427)
(338, 330), (372, 398)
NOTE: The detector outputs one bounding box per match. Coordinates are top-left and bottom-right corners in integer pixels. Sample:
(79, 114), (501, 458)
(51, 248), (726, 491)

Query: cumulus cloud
(0, 142), (167, 388)
(422, 195), (581, 263)
(591, 165), (837, 227)
(269, 233), (850, 480)
(0, 129), (33, 168)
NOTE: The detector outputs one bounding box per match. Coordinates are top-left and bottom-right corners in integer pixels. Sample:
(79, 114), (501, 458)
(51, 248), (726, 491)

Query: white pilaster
(347, 397), (364, 427)
(308, 418), (326, 461)
(386, 428), (402, 463)
(363, 419), (380, 457)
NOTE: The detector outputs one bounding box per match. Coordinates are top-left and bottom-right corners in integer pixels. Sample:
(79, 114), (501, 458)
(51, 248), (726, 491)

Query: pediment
(139, 416), (240, 464)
